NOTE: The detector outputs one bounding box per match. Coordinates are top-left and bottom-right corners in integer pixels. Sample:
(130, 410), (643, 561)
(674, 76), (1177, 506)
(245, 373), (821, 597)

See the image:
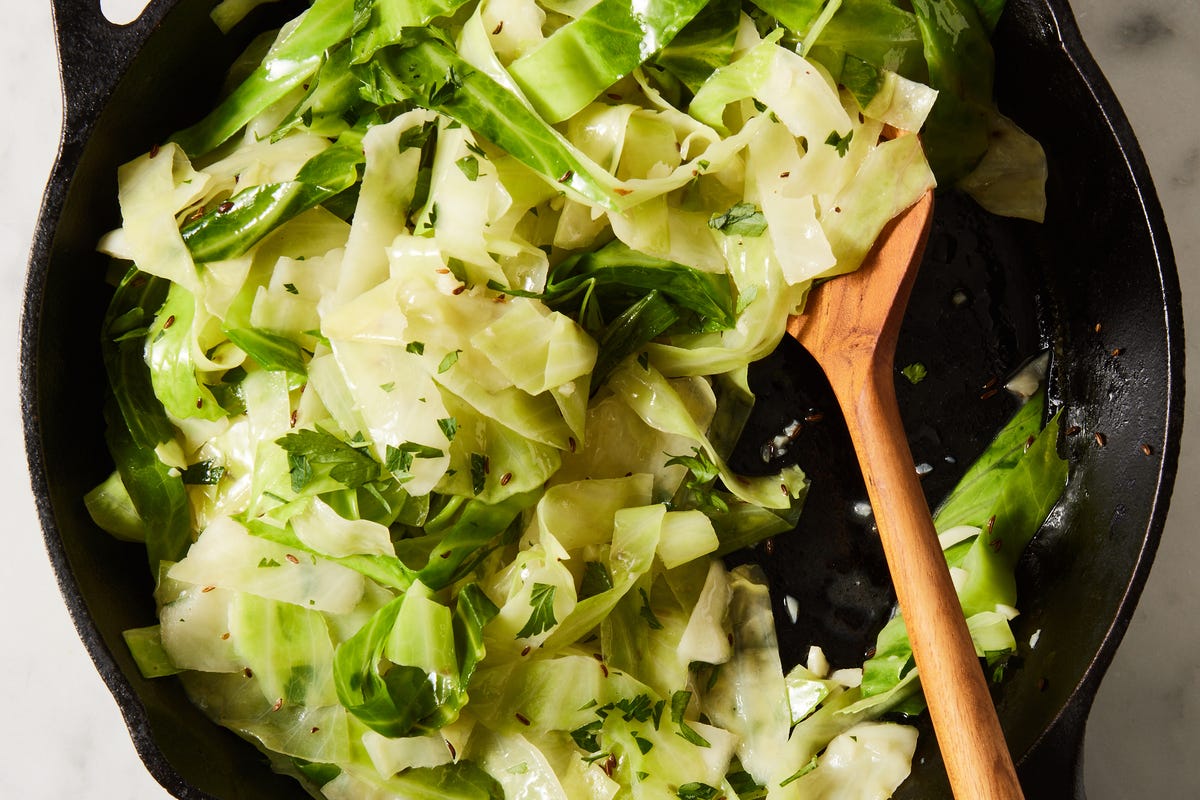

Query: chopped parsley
(579, 561), (614, 599)
(900, 362), (928, 384)
(276, 427), (380, 491)
(283, 282), (299, 295)
(726, 770), (767, 799)
(285, 453), (314, 493)
(610, 693), (656, 724)
(438, 349), (461, 373)
(825, 129), (854, 157)
(396, 121), (436, 152)
(181, 460), (225, 485)
(455, 155), (480, 181)
(987, 650), (1011, 683)
(516, 582), (558, 638)
(406, 341), (425, 355)
(665, 447), (729, 513)
(437, 417), (458, 441)
(637, 587), (664, 630)
(677, 782), (721, 800)
(384, 442), (444, 474)
(470, 452), (487, 494)
(670, 690), (711, 748)
(426, 66), (463, 106)
(708, 202), (767, 237)
(570, 719), (602, 752)
(735, 285), (759, 315)
(569, 693), (669, 762)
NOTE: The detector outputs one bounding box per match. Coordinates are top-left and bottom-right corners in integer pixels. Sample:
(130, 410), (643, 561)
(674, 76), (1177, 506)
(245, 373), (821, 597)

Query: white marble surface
(0, 1), (1195, 798)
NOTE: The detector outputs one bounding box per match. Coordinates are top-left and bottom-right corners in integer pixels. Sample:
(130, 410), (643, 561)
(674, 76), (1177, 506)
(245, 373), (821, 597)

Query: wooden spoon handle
(841, 368), (1025, 800)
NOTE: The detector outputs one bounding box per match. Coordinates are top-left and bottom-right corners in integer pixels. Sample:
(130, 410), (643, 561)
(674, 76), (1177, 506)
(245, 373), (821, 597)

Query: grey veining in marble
(1, 1), (1196, 798)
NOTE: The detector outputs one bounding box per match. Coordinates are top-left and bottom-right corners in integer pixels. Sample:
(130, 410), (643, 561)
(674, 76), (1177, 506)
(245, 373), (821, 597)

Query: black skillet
(21, 0), (1183, 797)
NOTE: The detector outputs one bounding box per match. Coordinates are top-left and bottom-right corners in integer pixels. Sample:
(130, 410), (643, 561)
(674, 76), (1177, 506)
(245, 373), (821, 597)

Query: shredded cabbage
(90, 1), (1062, 797)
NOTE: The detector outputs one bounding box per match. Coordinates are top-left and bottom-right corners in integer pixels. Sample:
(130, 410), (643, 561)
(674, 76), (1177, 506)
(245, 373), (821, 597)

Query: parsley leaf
(709, 202), (767, 237)
(422, 202), (440, 234)
(727, 770), (767, 799)
(406, 341), (425, 355)
(455, 155), (480, 181)
(286, 453), (314, 492)
(613, 694), (655, 723)
(570, 719), (602, 753)
(670, 690), (711, 747)
(987, 650), (1011, 683)
(677, 782), (721, 800)
(670, 690), (692, 723)
(427, 66), (463, 106)
(580, 561), (614, 599)
(664, 447), (729, 513)
(396, 121), (436, 152)
(470, 452), (487, 494)
(384, 442), (444, 474)
(637, 587), (663, 630)
(825, 129), (854, 157)
(276, 427), (380, 490)
(900, 362), (928, 384)
(283, 282), (299, 295)
(438, 350), (461, 373)
(665, 447), (718, 483)
(437, 417), (458, 441)
(735, 285), (759, 315)
(181, 460), (225, 485)
(516, 582), (558, 638)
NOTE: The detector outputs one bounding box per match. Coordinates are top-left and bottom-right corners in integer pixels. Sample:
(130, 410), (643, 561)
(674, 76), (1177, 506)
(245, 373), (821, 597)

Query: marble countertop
(1, 1), (1195, 797)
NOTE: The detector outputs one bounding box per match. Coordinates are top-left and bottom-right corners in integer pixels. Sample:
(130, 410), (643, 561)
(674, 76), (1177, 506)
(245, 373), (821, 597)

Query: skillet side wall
(26, 0), (313, 796)
(951, 0), (1177, 796)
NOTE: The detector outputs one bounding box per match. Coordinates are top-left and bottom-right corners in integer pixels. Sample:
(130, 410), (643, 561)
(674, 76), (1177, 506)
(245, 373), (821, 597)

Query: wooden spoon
(787, 189), (1025, 800)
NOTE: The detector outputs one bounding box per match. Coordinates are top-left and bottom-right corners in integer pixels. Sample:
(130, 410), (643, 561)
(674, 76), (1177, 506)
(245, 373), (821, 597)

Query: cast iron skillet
(22, 0), (1183, 798)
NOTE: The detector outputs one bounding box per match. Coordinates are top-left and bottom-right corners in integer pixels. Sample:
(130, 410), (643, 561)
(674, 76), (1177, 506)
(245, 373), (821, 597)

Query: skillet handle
(50, 0), (173, 134)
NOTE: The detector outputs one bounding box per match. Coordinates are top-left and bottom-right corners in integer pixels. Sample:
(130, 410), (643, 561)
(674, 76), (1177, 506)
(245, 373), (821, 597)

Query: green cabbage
(92, 1), (1061, 796)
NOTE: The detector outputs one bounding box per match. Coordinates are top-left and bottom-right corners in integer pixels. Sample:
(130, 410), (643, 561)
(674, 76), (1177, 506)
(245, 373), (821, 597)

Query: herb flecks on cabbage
(91, 1), (1056, 796)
